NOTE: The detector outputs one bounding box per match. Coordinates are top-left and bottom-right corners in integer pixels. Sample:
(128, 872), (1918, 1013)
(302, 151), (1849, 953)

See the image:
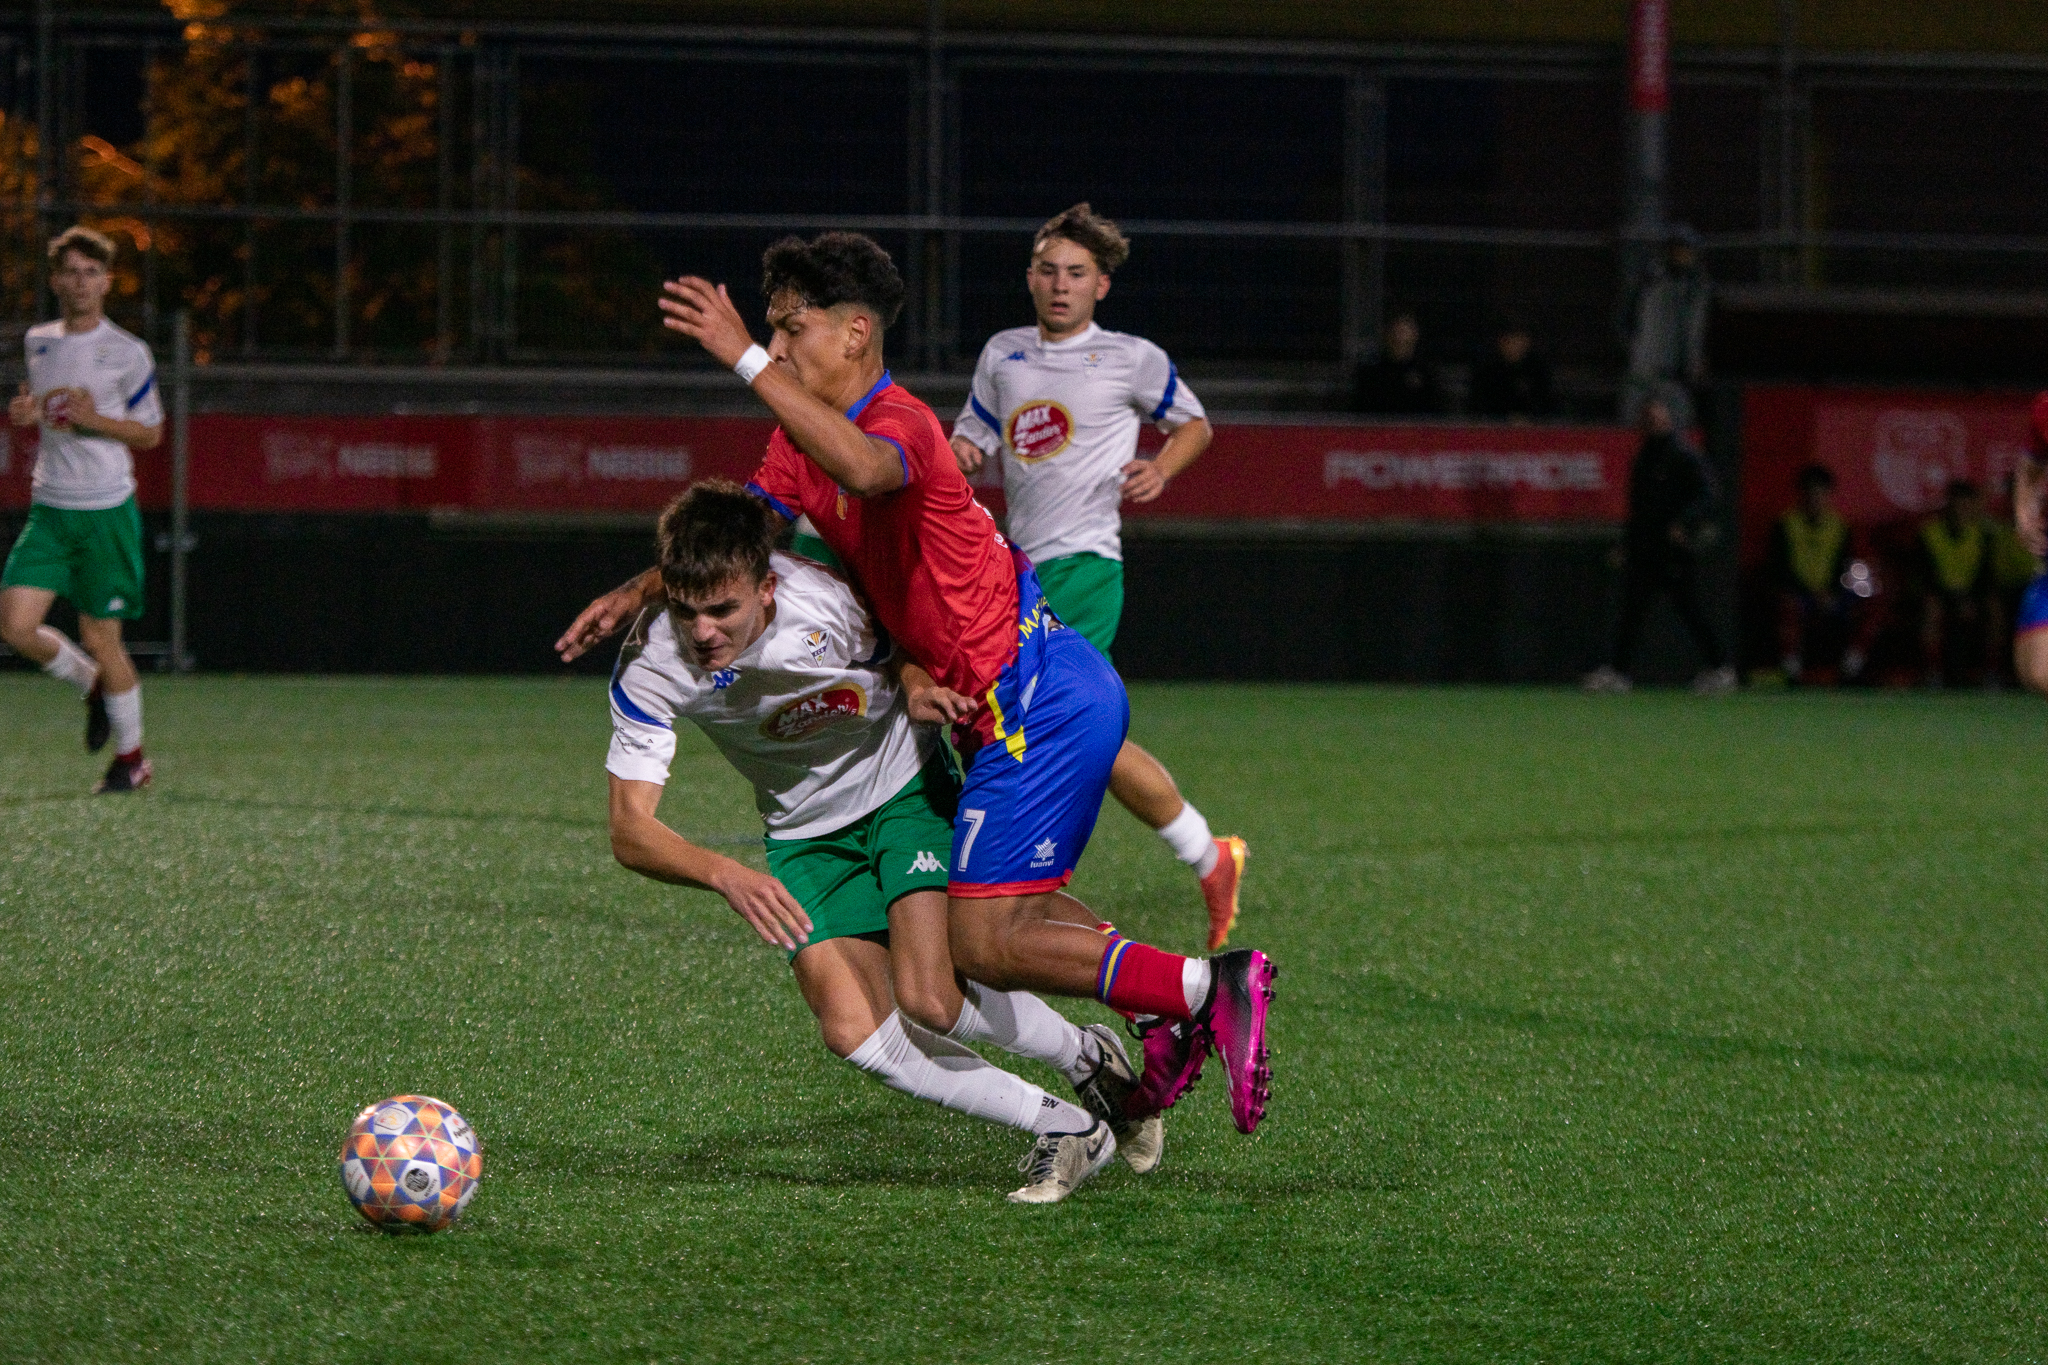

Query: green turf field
(2, 675), (2046, 1362)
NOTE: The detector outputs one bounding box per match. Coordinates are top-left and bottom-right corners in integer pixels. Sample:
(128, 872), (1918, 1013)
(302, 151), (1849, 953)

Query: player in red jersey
(558, 235), (1276, 1155)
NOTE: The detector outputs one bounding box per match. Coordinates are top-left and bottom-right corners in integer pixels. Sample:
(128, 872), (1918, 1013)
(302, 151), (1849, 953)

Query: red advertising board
(2, 413), (1637, 525)
(1739, 385), (2034, 563)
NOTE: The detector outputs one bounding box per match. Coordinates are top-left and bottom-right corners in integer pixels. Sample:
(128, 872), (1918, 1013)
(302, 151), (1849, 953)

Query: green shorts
(1, 498), (146, 621)
(1035, 552), (1124, 657)
(764, 761), (957, 962)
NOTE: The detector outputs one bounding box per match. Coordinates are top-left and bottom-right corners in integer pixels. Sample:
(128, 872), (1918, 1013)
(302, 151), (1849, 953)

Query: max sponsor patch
(1006, 401), (1073, 463)
(760, 684), (868, 741)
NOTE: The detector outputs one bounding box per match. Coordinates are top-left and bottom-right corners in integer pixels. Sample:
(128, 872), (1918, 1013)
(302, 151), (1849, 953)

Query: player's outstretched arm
(659, 276), (903, 496)
(556, 567), (663, 662)
(608, 775), (813, 950)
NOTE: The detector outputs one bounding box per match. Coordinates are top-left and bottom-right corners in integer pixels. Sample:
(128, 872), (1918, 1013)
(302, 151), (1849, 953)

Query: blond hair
(47, 225), (116, 269)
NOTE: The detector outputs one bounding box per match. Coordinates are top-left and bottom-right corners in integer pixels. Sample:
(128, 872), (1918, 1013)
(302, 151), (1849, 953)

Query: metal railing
(9, 8), (2048, 373)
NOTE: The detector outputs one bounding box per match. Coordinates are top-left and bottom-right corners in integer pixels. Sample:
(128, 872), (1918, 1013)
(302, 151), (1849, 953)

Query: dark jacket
(1352, 357), (1443, 416)
(1625, 432), (1717, 554)
(1470, 351), (1556, 420)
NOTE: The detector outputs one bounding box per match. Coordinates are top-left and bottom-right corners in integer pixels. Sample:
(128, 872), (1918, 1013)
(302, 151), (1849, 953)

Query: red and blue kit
(745, 372), (1131, 902)
(747, 373), (1018, 701)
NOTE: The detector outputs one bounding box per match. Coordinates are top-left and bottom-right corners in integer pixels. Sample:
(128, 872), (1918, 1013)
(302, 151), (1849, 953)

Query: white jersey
(953, 321), (1205, 564)
(606, 553), (931, 840)
(24, 318), (163, 511)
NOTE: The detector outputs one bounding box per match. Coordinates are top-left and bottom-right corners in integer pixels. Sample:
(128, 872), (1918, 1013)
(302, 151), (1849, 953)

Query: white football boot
(1072, 1022), (1165, 1174)
(1007, 1120), (1117, 1205)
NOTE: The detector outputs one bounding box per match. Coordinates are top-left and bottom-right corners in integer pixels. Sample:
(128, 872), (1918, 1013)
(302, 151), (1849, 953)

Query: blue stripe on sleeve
(125, 372), (157, 411)
(1149, 365), (1179, 423)
(745, 481), (801, 524)
(610, 673), (671, 730)
(872, 434), (911, 487)
(968, 393), (999, 430)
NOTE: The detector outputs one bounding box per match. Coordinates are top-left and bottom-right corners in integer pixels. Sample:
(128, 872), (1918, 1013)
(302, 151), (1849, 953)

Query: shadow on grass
(496, 1114), (1396, 1198)
(1355, 975), (2048, 1091)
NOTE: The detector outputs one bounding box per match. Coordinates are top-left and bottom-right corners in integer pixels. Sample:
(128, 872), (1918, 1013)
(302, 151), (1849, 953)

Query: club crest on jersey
(801, 629), (829, 663)
(1083, 351), (1104, 369)
(760, 684), (867, 742)
(1006, 400), (1073, 463)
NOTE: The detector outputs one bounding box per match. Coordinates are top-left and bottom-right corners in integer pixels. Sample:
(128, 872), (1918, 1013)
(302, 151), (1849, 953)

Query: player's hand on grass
(951, 434), (986, 476)
(1120, 458), (1167, 503)
(659, 277), (755, 369)
(9, 383), (38, 428)
(712, 862), (813, 950)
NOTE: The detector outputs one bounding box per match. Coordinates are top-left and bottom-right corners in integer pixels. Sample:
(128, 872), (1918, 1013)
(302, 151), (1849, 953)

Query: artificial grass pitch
(1, 677), (2045, 1363)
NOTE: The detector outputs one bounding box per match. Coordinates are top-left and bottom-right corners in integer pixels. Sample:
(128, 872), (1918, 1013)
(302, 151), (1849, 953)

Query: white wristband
(733, 344), (770, 385)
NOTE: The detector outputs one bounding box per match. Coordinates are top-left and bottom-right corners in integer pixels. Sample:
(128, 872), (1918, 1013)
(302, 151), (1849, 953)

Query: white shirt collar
(1037, 321), (1102, 352)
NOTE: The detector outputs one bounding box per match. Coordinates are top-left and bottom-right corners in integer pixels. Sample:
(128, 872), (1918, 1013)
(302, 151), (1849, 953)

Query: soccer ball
(339, 1094), (483, 1232)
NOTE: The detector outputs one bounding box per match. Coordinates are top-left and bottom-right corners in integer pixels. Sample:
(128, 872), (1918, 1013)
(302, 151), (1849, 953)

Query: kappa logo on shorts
(1031, 837), (1057, 869)
(105, 597), (125, 613)
(908, 851), (942, 874)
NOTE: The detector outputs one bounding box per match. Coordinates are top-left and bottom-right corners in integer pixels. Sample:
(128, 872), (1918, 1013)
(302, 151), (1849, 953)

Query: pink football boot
(1122, 1016), (1210, 1121)
(1200, 949), (1276, 1134)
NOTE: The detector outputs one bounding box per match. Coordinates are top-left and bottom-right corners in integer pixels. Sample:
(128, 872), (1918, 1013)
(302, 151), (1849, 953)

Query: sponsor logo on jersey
(908, 850), (943, 874)
(1006, 400), (1074, 463)
(801, 629), (830, 663)
(760, 684), (867, 741)
(1031, 837), (1057, 869)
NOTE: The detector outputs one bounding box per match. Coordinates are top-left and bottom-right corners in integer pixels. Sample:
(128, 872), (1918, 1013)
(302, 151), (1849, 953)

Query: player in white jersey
(950, 203), (1246, 951)
(605, 481), (1163, 1202)
(3, 226), (163, 793)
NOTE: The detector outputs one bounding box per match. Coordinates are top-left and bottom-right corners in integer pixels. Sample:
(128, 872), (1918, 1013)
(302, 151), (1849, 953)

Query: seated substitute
(1916, 479), (1996, 687)
(1766, 463), (1869, 684)
(605, 479), (1163, 1204)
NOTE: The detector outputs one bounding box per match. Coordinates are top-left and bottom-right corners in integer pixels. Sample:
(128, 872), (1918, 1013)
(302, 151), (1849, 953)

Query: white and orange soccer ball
(339, 1094), (482, 1232)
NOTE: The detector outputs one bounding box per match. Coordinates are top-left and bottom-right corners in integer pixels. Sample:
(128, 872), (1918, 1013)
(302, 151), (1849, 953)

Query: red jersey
(747, 373), (1020, 698)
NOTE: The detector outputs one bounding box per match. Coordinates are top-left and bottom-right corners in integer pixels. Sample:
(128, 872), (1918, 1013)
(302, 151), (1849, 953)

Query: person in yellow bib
(2, 226), (163, 793)
(1916, 479), (1995, 688)
(1765, 464), (1869, 684)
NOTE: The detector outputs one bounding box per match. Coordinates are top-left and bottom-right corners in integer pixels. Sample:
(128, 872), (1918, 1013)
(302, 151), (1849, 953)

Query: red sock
(1096, 940), (1192, 1021)
(117, 747), (143, 765)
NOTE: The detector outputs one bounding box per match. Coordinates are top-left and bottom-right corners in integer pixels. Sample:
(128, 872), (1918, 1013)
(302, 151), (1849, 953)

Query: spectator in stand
(1352, 311), (1443, 416)
(1916, 479), (1995, 687)
(1583, 390), (1735, 695)
(1621, 225), (1711, 431)
(1767, 464), (1869, 684)
(1470, 318), (1556, 421)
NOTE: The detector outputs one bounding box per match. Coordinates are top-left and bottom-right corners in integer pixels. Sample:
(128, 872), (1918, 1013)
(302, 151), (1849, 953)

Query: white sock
(38, 630), (98, 696)
(948, 982), (1098, 1086)
(104, 685), (143, 755)
(1183, 958), (1214, 1015)
(845, 1012), (1093, 1136)
(1159, 802), (1219, 877)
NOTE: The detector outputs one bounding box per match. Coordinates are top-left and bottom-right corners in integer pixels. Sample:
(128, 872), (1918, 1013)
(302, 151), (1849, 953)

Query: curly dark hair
(760, 231), (905, 328)
(656, 478), (777, 601)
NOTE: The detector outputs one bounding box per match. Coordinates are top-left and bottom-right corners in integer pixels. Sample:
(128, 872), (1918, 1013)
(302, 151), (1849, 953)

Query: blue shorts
(2021, 573), (2048, 638)
(948, 555), (1130, 897)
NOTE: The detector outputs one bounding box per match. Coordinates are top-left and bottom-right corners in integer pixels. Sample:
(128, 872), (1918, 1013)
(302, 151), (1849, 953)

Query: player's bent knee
(819, 1017), (874, 1060)
(893, 979), (959, 1035)
(2019, 633), (2048, 696)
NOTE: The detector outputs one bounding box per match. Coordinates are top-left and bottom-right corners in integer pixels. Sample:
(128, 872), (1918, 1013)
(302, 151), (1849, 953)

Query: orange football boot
(1199, 835), (1248, 952)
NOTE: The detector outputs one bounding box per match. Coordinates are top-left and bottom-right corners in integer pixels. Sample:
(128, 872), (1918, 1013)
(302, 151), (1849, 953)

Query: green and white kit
(951, 321), (1205, 655)
(605, 553), (952, 953)
(1, 319), (162, 620)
